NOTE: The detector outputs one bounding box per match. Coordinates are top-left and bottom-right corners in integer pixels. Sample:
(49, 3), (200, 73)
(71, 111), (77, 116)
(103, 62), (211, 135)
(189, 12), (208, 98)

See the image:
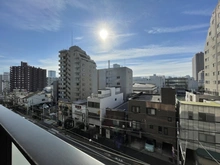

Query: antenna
(71, 31), (73, 46)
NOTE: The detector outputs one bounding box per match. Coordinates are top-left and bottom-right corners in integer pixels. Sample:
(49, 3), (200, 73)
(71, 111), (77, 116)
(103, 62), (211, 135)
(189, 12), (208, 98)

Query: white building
(185, 91), (220, 102)
(179, 101), (220, 165)
(72, 100), (87, 128)
(59, 46), (97, 102)
(98, 64), (133, 100)
(87, 87), (123, 134)
(198, 70), (204, 87)
(133, 83), (157, 94)
(24, 87), (52, 107)
(133, 74), (165, 94)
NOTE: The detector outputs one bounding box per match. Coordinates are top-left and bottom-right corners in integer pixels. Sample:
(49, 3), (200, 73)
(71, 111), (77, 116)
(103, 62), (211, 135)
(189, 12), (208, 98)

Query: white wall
(26, 93), (51, 107)
(72, 104), (86, 127)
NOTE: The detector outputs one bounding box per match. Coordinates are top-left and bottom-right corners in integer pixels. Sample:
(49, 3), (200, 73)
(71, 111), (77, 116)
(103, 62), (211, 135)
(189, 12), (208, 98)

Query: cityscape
(1, 0), (220, 165)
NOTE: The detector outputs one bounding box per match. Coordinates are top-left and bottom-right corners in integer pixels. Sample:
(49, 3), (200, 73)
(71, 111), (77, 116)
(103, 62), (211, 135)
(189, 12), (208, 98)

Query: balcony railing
(0, 105), (104, 165)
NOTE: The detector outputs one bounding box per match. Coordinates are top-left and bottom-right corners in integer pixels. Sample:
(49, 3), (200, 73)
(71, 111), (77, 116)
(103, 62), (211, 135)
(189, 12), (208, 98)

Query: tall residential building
(47, 70), (58, 86)
(48, 70), (56, 78)
(98, 64), (133, 99)
(0, 75), (2, 94)
(10, 62), (46, 92)
(204, 1), (220, 96)
(192, 52), (204, 81)
(58, 46), (97, 101)
(2, 72), (10, 94)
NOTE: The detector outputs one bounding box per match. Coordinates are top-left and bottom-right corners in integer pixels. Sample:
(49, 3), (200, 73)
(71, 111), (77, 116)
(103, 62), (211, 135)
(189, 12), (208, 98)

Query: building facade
(98, 64), (133, 100)
(198, 70), (204, 87)
(192, 52), (204, 81)
(48, 70), (56, 78)
(87, 87), (124, 134)
(127, 88), (176, 152)
(179, 101), (220, 164)
(10, 62), (46, 92)
(204, 1), (220, 96)
(58, 46), (97, 102)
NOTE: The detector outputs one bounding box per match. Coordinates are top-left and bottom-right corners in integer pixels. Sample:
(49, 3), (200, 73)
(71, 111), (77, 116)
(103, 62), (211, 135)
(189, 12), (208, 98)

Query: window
(199, 113), (215, 122)
(199, 113), (206, 121)
(132, 121), (140, 130)
(207, 42), (209, 46)
(117, 82), (120, 85)
(149, 125), (153, 129)
(98, 91), (102, 94)
(132, 106), (140, 113)
(88, 102), (100, 108)
(199, 133), (206, 142)
(164, 127), (168, 135)
(147, 108), (156, 115)
(212, 19), (214, 24)
(209, 31), (211, 36)
(213, 63), (215, 67)
(113, 120), (119, 126)
(213, 72), (215, 76)
(188, 111), (193, 120)
(168, 117), (172, 122)
(199, 133), (215, 143)
(42, 99), (45, 101)
(206, 114), (215, 122)
(207, 135), (215, 143)
(158, 126), (162, 134)
(117, 76), (120, 79)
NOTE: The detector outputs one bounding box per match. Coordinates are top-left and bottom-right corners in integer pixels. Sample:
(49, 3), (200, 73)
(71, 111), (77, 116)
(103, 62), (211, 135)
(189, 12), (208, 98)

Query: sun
(99, 29), (108, 40)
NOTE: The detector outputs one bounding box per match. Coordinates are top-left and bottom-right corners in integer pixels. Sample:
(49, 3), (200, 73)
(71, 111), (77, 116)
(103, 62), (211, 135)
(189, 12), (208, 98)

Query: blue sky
(0, 0), (218, 77)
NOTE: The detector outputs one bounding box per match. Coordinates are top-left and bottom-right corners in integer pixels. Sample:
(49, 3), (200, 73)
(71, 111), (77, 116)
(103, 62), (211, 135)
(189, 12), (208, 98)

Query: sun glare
(99, 29), (108, 40)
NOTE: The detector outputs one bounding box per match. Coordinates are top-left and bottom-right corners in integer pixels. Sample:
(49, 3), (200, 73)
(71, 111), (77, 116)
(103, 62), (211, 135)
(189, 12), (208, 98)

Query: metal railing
(0, 105), (104, 165)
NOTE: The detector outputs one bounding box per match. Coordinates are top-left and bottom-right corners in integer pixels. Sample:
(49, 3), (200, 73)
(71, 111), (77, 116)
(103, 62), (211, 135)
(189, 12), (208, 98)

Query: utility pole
(177, 121), (180, 165)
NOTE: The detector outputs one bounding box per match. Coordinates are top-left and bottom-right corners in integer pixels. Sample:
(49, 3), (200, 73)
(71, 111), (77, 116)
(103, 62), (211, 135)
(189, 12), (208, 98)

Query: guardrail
(0, 105), (104, 165)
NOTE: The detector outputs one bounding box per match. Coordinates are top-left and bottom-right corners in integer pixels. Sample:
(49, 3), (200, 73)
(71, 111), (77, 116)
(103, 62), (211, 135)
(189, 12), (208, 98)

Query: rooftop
(133, 94), (161, 102)
(133, 83), (156, 89)
(180, 101), (220, 107)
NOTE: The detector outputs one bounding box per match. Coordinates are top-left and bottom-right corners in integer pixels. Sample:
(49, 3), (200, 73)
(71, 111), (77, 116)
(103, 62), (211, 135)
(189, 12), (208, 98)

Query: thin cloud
(182, 9), (213, 16)
(0, 0), (92, 32)
(74, 36), (83, 40)
(147, 24), (209, 34)
(113, 33), (136, 38)
(91, 44), (203, 62)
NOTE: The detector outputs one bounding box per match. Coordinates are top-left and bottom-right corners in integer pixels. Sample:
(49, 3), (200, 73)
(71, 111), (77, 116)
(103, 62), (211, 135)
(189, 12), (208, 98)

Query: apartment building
(179, 101), (220, 165)
(204, 1), (220, 96)
(58, 46), (97, 101)
(87, 87), (123, 134)
(98, 64), (133, 100)
(2, 72), (10, 94)
(10, 62), (46, 92)
(127, 88), (176, 152)
(192, 52), (204, 81)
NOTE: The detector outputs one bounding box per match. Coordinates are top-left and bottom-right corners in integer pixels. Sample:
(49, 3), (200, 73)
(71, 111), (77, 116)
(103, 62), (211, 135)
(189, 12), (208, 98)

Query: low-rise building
(87, 87), (123, 134)
(179, 101), (220, 165)
(127, 88), (176, 152)
(72, 100), (87, 129)
(133, 83), (157, 94)
(185, 91), (220, 102)
(133, 74), (165, 94)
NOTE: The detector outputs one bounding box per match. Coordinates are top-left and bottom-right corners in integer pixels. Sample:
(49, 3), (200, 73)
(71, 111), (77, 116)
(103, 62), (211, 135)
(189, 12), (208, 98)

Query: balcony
(0, 106), (104, 165)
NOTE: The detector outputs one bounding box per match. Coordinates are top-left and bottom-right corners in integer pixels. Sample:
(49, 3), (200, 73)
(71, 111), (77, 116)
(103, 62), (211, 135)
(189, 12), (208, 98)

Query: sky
(0, 0), (218, 77)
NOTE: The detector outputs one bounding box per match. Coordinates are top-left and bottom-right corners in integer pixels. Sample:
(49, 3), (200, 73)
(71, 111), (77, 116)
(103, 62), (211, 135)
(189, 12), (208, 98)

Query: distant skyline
(0, 0), (217, 77)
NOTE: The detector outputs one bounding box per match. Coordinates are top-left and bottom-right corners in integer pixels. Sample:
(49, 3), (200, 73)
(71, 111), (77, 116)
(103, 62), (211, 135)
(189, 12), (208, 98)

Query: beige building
(98, 64), (133, 100)
(58, 46), (97, 101)
(204, 1), (220, 96)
